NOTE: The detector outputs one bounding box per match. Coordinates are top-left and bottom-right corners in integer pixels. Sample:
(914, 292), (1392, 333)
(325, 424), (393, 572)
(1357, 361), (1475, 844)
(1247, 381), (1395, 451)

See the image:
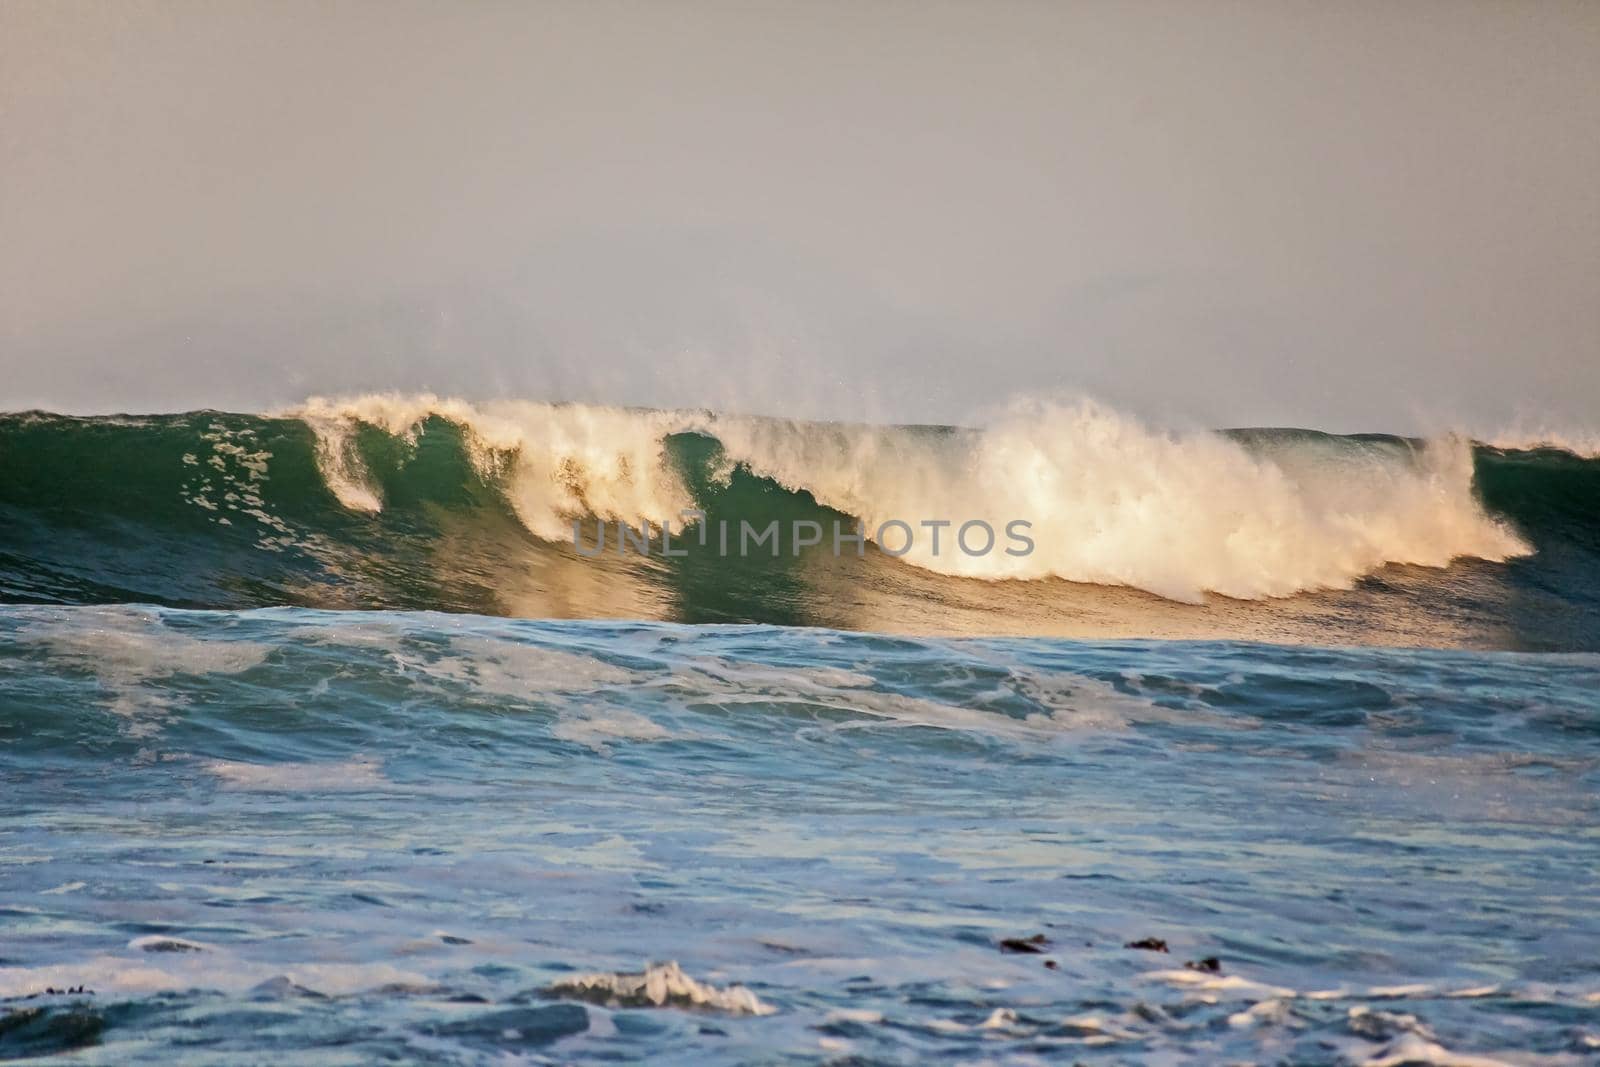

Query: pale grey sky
(3, 0), (1596, 431)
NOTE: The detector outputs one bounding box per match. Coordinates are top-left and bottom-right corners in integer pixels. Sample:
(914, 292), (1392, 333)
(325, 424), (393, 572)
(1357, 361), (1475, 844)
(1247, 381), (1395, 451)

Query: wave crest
(292, 394), (697, 539)
(290, 394), (1529, 602)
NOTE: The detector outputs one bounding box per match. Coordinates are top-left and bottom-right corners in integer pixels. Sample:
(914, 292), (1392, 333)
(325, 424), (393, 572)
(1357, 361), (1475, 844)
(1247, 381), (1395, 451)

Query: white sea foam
(1145, 968), (1298, 1000)
(28, 608), (270, 684)
(1228, 998), (1295, 1028)
(1146, 962), (1594, 1065)
(544, 960), (775, 1015)
(1358, 1033), (1517, 1067)
(667, 653), (1209, 741)
(292, 394), (1529, 602)
(203, 757), (389, 792)
(422, 634), (635, 697)
(21, 607), (270, 736)
(550, 709), (671, 752)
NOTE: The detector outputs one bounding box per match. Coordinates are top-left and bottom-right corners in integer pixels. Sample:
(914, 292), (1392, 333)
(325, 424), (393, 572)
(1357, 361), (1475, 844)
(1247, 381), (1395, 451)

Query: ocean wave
(2, 397), (1595, 645)
(287, 393), (1529, 601)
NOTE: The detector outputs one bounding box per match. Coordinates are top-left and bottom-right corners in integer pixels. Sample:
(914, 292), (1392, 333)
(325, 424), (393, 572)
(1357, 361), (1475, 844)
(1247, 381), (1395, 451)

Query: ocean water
(2, 400), (1599, 1064)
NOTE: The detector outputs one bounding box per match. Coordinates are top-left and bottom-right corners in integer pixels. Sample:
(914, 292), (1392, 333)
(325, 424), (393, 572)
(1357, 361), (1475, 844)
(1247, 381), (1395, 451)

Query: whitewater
(291, 393), (1529, 600)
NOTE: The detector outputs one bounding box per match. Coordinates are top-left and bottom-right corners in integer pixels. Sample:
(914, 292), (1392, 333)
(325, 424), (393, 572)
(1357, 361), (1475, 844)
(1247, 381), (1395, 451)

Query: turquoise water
(3, 605), (1597, 1063)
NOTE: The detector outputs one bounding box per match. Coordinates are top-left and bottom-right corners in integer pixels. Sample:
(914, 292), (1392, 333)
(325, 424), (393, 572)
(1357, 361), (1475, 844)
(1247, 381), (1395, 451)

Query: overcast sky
(3, 1), (1596, 431)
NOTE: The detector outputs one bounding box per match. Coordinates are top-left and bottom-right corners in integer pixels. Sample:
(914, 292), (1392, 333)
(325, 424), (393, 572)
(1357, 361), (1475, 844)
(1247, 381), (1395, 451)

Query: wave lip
(1477, 422), (1600, 459)
(291, 394), (698, 537)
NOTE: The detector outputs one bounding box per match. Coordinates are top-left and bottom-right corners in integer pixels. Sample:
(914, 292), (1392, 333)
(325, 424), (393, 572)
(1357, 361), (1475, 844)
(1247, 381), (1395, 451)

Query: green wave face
(1, 408), (1596, 650)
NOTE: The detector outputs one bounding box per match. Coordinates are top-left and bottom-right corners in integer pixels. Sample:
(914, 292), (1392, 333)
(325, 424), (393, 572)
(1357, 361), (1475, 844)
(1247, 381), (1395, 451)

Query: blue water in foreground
(2, 605), (1598, 1064)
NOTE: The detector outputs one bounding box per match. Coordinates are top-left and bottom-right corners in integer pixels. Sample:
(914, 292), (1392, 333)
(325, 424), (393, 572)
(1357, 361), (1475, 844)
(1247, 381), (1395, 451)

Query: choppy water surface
(2, 605), (1597, 1063)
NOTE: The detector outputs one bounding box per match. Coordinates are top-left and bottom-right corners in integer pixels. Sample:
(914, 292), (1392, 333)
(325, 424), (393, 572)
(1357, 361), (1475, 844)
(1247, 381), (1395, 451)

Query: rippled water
(2, 605), (1597, 1063)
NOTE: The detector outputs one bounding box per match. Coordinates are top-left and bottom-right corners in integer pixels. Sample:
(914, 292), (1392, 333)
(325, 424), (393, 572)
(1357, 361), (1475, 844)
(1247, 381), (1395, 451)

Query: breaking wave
(289, 393), (1527, 600)
(2, 394), (1595, 647)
